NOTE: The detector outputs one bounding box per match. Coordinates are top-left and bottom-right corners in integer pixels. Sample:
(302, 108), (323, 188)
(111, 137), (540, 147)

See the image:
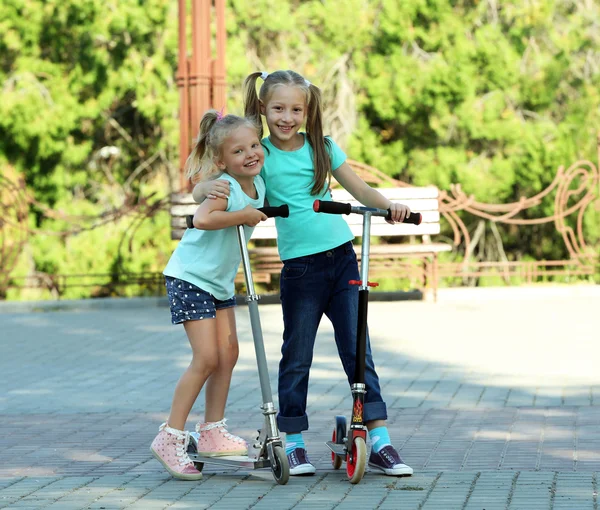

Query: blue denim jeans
(277, 241), (387, 433)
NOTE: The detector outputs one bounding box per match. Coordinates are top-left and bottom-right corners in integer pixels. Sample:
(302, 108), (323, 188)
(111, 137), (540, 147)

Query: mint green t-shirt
(163, 174), (266, 300)
(260, 135), (354, 261)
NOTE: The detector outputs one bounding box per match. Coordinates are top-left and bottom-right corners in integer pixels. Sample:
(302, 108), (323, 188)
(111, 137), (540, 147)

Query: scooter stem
(359, 213), (372, 291)
(354, 212), (372, 385)
(237, 225), (274, 405)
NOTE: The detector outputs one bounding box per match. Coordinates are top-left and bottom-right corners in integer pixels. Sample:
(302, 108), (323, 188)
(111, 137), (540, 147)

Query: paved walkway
(1, 285), (600, 509)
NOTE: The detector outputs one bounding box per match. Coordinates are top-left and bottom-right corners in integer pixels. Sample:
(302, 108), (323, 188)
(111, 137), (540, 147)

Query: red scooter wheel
(331, 416), (346, 469)
(346, 436), (367, 484)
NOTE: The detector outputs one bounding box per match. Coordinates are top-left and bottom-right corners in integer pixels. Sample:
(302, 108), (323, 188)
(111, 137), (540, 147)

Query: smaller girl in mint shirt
(196, 71), (414, 478)
(151, 111), (268, 480)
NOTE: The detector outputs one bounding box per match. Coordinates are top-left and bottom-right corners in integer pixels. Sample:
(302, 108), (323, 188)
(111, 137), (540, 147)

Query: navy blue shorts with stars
(165, 276), (236, 325)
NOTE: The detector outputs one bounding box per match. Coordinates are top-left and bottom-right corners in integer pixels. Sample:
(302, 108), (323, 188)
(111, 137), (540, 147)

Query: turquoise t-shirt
(260, 134), (354, 261)
(163, 174), (266, 300)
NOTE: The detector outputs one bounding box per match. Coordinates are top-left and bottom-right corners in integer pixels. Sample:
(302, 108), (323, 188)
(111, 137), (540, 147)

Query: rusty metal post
(190, 0), (211, 144)
(176, 0), (190, 192)
(176, 0), (227, 192)
(212, 0), (227, 110)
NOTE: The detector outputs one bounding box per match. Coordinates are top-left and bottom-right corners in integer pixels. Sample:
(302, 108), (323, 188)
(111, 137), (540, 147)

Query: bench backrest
(170, 186), (440, 240)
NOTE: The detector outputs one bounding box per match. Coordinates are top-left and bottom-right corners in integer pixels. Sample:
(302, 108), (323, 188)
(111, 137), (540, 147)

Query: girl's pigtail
(185, 110), (219, 183)
(243, 72), (265, 139)
(306, 85), (332, 195)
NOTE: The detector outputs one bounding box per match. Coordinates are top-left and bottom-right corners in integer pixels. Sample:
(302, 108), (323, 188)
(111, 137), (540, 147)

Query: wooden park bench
(170, 161), (451, 301)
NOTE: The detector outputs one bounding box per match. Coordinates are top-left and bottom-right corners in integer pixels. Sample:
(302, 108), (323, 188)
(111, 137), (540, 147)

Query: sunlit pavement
(1, 285), (599, 509)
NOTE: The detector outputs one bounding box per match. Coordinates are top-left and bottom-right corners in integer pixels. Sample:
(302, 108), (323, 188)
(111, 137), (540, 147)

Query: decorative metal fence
(2, 136), (599, 299)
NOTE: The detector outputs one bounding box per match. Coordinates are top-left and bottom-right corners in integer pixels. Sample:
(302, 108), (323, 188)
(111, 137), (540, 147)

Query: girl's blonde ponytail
(305, 84), (332, 195)
(184, 110), (261, 184)
(185, 110), (220, 183)
(243, 72), (266, 139)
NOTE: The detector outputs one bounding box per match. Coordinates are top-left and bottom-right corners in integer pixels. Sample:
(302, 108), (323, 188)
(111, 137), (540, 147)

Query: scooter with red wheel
(312, 199), (422, 484)
(184, 204), (291, 485)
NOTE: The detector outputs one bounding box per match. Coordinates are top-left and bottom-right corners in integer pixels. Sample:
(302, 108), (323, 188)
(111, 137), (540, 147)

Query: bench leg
(422, 258), (429, 300)
(432, 253), (438, 303)
(422, 254), (439, 303)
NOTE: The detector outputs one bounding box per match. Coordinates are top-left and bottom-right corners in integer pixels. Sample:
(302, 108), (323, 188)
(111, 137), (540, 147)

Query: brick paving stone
(2, 288), (600, 508)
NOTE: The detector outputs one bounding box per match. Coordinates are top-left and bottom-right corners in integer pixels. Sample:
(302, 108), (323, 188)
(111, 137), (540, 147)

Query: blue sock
(369, 426), (391, 453)
(285, 433), (305, 455)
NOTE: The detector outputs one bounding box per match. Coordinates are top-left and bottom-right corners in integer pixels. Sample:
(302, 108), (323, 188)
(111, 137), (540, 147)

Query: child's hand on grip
(386, 202), (411, 224)
(242, 205), (268, 227)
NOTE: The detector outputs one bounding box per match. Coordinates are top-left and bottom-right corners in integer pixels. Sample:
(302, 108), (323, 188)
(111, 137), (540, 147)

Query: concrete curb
(0, 289), (424, 313)
(2, 284), (598, 313)
(0, 296), (169, 314)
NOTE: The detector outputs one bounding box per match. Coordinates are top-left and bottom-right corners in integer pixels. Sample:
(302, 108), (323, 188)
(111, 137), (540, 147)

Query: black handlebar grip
(386, 210), (422, 225)
(314, 199), (422, 225)
(313, 200), (352, 215)
(258, 204), (289, 218)
(186, 204), (289, 228)
(407, 212), (423, 225)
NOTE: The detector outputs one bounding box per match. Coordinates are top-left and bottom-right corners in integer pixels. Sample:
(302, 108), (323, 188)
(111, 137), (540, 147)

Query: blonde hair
(243, 70), (333, 196)
(185, 110), (260, 183)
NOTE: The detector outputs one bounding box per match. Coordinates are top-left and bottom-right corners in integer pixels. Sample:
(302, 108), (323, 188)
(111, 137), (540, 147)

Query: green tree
(1, 0), (599, 299)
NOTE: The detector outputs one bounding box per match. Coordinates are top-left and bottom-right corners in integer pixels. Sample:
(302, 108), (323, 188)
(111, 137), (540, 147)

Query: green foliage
(0, 0), (179, 204)
(1, 0), (599, 299)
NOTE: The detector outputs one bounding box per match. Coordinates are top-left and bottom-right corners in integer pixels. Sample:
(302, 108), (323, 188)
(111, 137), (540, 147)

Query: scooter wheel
(186, 435), (204, 472)
(332, 415), (346, 469)
(346, 436), (366, 484)
(271, 445), (289, 485)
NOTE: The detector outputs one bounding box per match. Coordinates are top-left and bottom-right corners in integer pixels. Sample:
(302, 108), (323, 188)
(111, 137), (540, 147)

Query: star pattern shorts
(165, 276), (236, 325)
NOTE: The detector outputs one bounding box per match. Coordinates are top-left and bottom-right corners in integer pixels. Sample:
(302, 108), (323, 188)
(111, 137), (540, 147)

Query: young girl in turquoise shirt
(152, 111), (267, 480)
(194, 71), (413, 478)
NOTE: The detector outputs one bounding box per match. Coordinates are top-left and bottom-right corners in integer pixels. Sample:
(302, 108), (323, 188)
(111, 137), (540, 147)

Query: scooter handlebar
(313, 200), (422, 225)
(313, 200), (352, 215)
(186, 204), (289, 229)
(393, 211), (422, 225)
(259, 204), (290, 218)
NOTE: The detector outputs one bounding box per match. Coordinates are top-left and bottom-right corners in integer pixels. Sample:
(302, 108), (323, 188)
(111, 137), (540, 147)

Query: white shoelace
(160, 423), (194, 466)
(195, 418), (246, 444)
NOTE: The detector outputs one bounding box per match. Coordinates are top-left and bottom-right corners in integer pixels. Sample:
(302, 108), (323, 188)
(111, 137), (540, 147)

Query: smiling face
(260, 84), (307, 150)
(216, 126), (264, 180)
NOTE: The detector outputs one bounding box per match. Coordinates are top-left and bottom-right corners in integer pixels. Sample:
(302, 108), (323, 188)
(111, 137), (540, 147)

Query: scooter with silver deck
(184, 204), (290, 485)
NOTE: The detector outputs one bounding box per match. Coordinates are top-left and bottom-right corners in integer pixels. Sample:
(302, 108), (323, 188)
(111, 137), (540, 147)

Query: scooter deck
(325, 441), (347, 456)
(188, 453), (271, 469)
(188, 432), (272, 469)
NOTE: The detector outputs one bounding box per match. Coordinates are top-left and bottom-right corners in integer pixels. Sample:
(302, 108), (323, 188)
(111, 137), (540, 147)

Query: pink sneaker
(150, 423), (203, 480)
(195, 418), (248, 456)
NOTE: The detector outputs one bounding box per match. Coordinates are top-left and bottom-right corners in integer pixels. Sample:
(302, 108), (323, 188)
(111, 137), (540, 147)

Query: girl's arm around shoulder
(192, 179), (231, 203)
(192, 196), (267, 230)
(333, 162), (411, 223)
